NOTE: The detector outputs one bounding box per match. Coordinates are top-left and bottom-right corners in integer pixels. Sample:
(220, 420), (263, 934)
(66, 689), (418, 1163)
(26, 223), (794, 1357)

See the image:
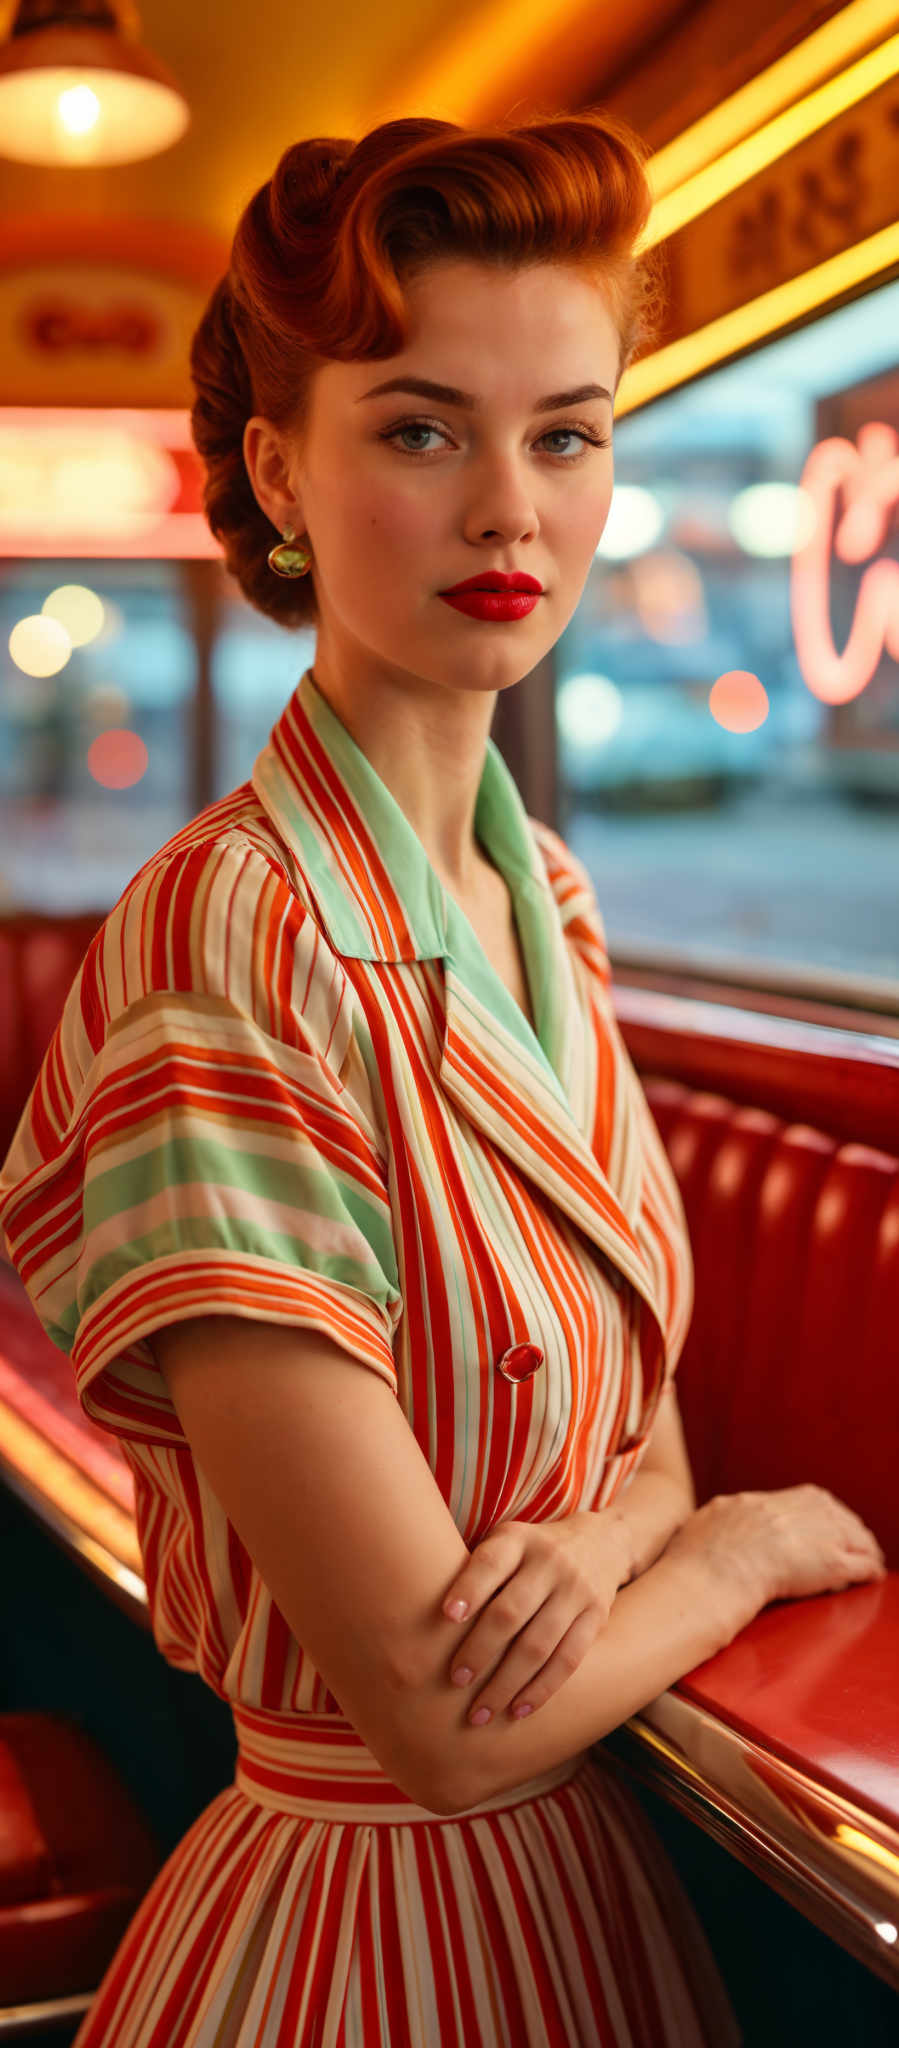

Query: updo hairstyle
(189, 109), (666, 628)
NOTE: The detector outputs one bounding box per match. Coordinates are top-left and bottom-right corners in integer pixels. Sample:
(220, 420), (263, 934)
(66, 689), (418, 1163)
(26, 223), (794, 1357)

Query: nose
(463, 451), (539, 545)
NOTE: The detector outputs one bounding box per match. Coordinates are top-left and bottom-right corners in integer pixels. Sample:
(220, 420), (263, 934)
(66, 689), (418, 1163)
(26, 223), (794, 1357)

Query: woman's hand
(440, 1511), (631, 1726)
(663, 1484), (887, 1619)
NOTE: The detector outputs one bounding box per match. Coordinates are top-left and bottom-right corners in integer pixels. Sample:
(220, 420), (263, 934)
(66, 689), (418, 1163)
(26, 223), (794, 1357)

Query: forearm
(598, 1467), (695, 1587)
(444, 1541), (762, 1815)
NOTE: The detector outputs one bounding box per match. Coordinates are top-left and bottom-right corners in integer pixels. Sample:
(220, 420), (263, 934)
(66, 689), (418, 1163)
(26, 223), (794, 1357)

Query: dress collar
(252, 666), (552, 967)
(251, 667), (672, 1433)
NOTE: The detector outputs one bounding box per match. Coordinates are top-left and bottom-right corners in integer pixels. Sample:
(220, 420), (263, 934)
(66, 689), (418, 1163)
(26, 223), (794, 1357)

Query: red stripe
(277, 699), (408, 957)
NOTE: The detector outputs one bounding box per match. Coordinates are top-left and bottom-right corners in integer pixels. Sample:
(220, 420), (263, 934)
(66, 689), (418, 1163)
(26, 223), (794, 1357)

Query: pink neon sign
(791, 422), (899, 705)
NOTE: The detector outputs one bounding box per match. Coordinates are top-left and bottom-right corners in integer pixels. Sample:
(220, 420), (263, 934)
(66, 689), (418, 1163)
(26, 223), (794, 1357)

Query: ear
(242, 416), (305, 536)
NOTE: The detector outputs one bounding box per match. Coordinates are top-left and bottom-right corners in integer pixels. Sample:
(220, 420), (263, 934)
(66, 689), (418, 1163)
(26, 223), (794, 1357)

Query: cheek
(335, 473), (434, 552)
(566, 477), (614, 562)
(312, 474), (438, 626)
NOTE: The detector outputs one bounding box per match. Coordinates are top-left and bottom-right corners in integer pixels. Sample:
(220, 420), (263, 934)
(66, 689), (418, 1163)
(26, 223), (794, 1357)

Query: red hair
(190, 109), (665, 627)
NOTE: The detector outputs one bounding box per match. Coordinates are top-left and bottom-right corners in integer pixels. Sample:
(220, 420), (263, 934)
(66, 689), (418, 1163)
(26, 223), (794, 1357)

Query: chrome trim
(610, 980), (899, 1064)
(0, 1991), (93, 2036)
(610, 943), (899, 1026)
(599, 1691), (899, 1989)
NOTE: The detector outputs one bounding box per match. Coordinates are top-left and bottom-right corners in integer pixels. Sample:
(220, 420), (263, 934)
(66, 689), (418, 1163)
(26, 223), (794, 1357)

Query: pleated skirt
(72, 1704), (742, 2048)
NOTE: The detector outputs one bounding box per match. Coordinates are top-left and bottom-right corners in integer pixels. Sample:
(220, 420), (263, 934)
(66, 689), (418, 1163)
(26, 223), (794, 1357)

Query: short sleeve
(0, 839), (403, 1448)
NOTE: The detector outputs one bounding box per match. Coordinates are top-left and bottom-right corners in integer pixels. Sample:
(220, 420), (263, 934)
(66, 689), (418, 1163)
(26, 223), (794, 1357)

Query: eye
(539, 426), (611, 459)
(377, 416), (612, 461)
(378, 419), (450, 457)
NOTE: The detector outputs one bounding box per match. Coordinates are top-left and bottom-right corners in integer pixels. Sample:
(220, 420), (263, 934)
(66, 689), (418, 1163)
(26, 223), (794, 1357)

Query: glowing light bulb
(57, 86), (101, 136)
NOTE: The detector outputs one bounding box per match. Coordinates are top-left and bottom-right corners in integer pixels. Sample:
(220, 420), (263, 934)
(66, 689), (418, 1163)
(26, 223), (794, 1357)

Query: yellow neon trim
(645, 25), (899, 245)
(617, 220), (899, 412)
(648, 0), (899, 197)
(366, 0), (899, 185)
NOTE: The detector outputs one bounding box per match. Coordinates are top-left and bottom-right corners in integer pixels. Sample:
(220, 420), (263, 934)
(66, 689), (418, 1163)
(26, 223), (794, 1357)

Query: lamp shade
(0, 3), (190, 165)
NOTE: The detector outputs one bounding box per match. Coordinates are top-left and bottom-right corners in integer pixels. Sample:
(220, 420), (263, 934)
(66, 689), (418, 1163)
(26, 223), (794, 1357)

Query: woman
(0, 110), (885, 2048)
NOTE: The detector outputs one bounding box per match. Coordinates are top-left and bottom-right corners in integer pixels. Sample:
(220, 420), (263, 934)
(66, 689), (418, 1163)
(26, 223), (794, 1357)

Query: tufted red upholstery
(0, 1713), (162, 2003)
(0, 916), (897, 2001)
(0, 913), (104, 1161)
(643, 1077), (899, 1565)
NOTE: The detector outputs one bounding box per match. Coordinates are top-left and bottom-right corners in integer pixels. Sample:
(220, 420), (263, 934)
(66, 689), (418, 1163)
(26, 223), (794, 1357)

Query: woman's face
(249, 258), (620, 700)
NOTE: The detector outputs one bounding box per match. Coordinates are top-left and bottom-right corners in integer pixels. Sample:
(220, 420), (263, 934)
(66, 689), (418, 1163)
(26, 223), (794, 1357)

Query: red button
(496, 1343), (544, 1383)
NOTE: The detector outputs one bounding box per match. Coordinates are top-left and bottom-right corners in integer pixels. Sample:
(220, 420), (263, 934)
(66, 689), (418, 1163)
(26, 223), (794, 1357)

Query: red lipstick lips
(439, 572), (543, 594)
(438, 570), (544, 621)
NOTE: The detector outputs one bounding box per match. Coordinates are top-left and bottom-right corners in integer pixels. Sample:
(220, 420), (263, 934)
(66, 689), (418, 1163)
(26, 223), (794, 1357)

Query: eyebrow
(356, 376), (612, 411)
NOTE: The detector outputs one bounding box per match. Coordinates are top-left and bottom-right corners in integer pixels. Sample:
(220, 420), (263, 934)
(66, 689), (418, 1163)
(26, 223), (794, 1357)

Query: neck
(308, 658), (499, 894)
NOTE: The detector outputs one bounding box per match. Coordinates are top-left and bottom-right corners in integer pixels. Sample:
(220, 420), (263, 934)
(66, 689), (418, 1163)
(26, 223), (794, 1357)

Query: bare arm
(440, 1542), (740, 1813)
(597, 1379), (697, 1587)
(153, 1315), (759, 1818)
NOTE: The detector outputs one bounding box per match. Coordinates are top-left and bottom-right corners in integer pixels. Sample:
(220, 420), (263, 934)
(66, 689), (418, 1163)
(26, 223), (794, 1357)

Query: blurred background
(2, 10), (899, 2046)
(1, 0), (898, 1021)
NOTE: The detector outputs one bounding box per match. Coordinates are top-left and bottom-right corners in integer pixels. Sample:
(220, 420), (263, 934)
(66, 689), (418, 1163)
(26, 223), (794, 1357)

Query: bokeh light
(89, 598), (126, 650)
(630, 549), (707, 645)
(84, 683), (132, 725)
(728, 483), (817, 558)
(595, 485), (666, 561)
(556, 672), (624, 748)
(709, 670), (770, 733)
(87, 728), (149, 789)
(9, 614), (71, 676)
(42, 583), (105, 646)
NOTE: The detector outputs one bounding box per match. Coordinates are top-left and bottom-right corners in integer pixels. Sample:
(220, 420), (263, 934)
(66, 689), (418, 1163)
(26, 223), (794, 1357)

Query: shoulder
(13, 788), (352, 1171)
(82, 784), (347, 1031)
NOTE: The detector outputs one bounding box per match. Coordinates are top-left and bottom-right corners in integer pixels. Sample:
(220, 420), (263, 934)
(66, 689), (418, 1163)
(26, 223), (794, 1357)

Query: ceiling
(0, 0), (691, 261)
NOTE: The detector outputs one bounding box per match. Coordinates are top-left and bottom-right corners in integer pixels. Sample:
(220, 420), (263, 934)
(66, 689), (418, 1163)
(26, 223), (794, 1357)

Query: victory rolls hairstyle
(189, 109), (666, 628)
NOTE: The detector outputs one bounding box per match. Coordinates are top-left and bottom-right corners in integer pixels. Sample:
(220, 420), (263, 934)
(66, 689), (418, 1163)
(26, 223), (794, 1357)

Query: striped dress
(0, 668), (740, 2047)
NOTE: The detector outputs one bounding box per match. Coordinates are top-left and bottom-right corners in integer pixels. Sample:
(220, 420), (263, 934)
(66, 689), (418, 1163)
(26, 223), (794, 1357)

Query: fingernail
(469, 1706), (491, 1725)
(451, 1666), (473, 1687)
(445, 1599), (469, 1621)
(511, 1703), (533, 1719)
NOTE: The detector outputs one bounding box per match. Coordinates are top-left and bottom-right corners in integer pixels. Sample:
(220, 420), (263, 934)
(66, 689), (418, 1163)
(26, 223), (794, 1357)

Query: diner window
(556, 275), (899, 1012)
(0, 558), (196, 913)
(211, 587), (314, 797)
(0, 555), (309, 914)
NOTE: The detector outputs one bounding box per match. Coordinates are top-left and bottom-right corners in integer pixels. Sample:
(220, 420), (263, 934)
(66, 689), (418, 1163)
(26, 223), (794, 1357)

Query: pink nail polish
(511, 1703), (533, 1719)
(469, 1706), (491, 1725)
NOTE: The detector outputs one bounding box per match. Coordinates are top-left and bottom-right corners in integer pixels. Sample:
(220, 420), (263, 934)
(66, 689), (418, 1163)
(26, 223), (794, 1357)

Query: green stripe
(78, 1218), (398, 1321)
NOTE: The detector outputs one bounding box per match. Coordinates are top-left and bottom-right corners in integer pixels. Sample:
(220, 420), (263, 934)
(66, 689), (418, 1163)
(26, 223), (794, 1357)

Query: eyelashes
(377, 417), (611, 462)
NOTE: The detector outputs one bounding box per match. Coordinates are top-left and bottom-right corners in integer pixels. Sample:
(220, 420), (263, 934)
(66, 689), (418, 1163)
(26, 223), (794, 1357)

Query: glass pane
(556, 276), (899, 1005)
(211, 578), (314, 798)
(1, 559), (194, 912)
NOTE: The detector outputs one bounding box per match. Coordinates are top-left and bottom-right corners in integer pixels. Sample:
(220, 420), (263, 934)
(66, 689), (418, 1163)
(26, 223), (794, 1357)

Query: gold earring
(267, 525), (313, 577)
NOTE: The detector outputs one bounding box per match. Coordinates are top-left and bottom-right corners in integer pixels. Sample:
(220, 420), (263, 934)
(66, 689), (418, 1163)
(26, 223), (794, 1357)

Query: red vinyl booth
(0, 912), (897, 2018)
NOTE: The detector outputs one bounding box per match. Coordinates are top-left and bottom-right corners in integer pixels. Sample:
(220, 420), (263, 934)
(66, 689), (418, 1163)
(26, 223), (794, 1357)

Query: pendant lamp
(0, 1), (190, 165)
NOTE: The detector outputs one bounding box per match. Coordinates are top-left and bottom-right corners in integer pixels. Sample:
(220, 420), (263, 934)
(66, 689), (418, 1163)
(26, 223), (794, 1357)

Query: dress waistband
(232, 1702), (586, 1826)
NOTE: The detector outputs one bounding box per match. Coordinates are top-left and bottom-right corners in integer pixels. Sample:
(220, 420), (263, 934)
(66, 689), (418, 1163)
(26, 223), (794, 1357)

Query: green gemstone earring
(267, 525), (313, 578)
